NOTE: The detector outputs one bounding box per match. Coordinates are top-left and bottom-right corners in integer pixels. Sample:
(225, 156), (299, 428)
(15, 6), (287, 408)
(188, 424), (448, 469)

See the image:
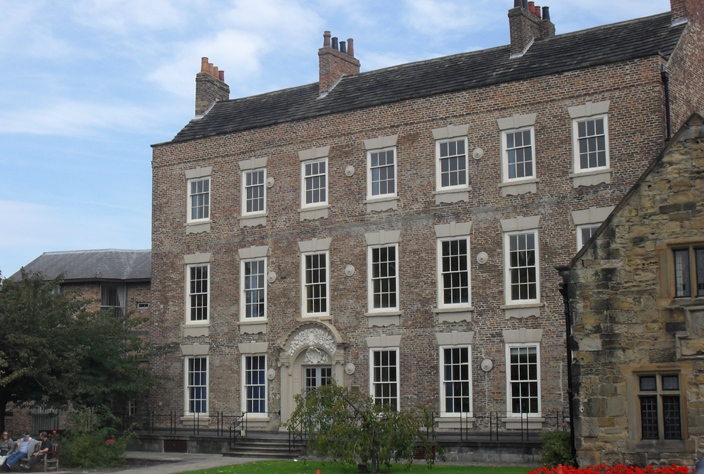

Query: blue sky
(0, 0), (672, 277)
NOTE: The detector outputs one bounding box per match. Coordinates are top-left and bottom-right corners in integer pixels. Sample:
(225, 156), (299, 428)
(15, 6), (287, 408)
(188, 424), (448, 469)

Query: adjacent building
(148, 0), (704, 438)
(560, 113), (704, 467)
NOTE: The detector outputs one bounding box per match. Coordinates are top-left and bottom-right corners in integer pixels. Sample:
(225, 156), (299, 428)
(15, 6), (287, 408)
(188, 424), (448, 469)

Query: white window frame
(240, 257), (267, 321)
(366, 147), (397, 200)
(184, 356), (208, 415)
(186, 263), (210, 324)
(242, 354), (267, 417)
(572, 114), (610, 174)
(576, 224), (601, 250)
(505, 343), (541, 418)
(504, 230), (540, 305)
(435, 137), (469, 191)
(187, 177), (211, 223)
(369, 347), (400, 411)
(367, 243), (400, 313)
(301, 250), (330, 317)
(242, 168), (267, 216)
(501, 126), (536, 182)
(439, 345), (472, 417)
(437, 236), (471, 309)
(301, 157), (328, 208)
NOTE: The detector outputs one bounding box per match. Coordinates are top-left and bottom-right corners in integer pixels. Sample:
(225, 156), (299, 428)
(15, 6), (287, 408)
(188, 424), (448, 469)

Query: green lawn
(179, 460), (534, 474)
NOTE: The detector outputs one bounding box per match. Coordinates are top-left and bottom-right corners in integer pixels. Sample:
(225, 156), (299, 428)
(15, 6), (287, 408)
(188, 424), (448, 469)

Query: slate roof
(165, 12), (684, 145)
(11, 249), (151, 282)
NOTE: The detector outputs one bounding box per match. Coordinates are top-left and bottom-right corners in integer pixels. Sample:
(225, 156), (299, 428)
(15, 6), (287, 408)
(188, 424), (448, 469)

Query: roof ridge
(43, 249), (151, 255)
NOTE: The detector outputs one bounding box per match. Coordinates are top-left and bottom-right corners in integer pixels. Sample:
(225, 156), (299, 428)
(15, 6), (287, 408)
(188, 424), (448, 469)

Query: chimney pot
(323, 31), (331, 48)
(219, 71), (224, 81)
(332, 37), (338, 50)
(201, 57), (208, 72)
(340, 41), (347, 53)
(522, 0), (528, 7)
(535, 5), (541, 18)
(213, 66), (219, 79)
(347, 38), (355, 57)
(514, 0), (522, 6)
(528, 1), (535, 14)
(542, 6), (550, 20)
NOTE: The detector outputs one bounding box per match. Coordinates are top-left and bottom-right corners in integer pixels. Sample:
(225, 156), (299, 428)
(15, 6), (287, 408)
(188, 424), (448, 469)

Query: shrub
(540, 429), (574, 468)
(60, 407), (137, 468)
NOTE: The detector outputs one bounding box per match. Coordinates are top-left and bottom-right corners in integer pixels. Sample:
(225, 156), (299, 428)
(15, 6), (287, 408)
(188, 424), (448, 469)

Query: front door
(305, 366), (333, 392)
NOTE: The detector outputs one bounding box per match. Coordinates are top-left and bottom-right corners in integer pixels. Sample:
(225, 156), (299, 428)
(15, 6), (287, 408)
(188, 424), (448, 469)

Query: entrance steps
(224, 433), (304, 459)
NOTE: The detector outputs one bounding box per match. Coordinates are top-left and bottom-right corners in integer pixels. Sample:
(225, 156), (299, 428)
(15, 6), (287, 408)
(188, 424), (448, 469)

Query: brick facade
(561, 113), (704, 467)
(149, 3), (704, 438)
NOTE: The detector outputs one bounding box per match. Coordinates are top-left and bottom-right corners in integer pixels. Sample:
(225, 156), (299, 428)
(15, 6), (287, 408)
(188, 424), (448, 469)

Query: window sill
(237, 320), (268, 334)
(626, 438), (694, 454)
(238, 212), (267, 228)
(436, 415), (475, 430)
(185, 221), (211, 234)
(502, 417), (544, 430)
(299, 205), (329, 221)
(433, 306), (474, 323)
(180, 415), (210, 425)
(501, 303), (543, 319)
(364, 196), (399, 213)
(570, 169), (611, 188)
(499, 178), (539, 196)
(183, 325), (210, 337)
(300, 315), (332, 321)
(365, 311), (402, 327)
(433, 187), (470, 205)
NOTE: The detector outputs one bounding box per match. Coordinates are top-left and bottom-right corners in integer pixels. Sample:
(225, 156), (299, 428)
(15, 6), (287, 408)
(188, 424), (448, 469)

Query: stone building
(148, 0), (704, 436)
(5, 249), (151, 434)
(560, 113), (704, 467)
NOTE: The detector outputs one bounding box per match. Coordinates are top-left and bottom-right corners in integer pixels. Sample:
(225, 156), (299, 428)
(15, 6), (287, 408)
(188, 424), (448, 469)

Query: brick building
(6, 249), (151, 434)
(560, 113), (704, 467)
(149, 0), (704, 438)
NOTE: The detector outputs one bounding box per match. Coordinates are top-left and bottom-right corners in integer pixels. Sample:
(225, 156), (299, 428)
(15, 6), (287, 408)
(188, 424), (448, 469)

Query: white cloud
(0, 3), (76, 60)
(0, 100), (157, 136)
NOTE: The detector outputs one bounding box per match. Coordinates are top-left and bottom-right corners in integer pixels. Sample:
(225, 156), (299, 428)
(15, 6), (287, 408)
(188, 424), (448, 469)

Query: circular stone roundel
(480, 359), (493, 372)
(267, 271), (277, 283)
(472, 147), (484, 160)
(476, 252), (488, 265)
(267, 368), (276, 380)
(344, 265), (355, 276)
(345, 363), (356, 375)
(345, 165), (355, 177)
(266, 177), (275, 188)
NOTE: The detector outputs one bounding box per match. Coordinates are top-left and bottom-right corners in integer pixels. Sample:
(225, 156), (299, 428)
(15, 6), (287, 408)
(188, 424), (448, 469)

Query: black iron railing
(458, 410), (570, 442)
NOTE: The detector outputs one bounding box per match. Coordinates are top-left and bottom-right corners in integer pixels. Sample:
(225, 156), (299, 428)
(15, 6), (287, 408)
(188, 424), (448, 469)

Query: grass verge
(178, 460), (533, 474)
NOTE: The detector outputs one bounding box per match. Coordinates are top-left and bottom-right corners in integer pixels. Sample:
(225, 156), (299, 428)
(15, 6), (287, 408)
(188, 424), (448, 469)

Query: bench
(18, 443), (60, 472)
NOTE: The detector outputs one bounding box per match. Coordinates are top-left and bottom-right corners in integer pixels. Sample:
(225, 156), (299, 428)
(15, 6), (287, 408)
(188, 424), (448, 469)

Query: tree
(286, 383), (442, 473)
(0, 271), (168, 433)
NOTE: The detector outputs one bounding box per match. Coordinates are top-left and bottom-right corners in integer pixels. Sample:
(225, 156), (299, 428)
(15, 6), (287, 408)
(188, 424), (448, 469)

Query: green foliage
(60, 407), (137, 468)
(539, 429), (573, 468)
(0, 271), (172, 433)
(286, 383), (443, 473)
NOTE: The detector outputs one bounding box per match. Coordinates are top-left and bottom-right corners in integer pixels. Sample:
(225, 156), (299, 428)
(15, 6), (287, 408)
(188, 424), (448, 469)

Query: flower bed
(530, 465), (694, 474)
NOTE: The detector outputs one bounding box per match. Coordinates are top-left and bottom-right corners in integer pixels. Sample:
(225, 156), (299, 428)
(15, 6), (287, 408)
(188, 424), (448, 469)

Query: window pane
(640, 376), (657, 391)
(674, 249), (691, 297)
(640, 396), (658, 439)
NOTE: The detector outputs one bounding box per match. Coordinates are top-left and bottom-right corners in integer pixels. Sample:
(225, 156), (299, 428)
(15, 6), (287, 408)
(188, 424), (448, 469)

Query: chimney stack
(318, 30), (361, 95)
(508, 1), (555, 57)
(670, 0), (703, 24)
(195, 57), (230, 116)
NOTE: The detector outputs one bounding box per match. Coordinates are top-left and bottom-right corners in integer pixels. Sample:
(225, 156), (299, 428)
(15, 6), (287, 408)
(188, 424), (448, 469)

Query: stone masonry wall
(566, 115), (704, 467)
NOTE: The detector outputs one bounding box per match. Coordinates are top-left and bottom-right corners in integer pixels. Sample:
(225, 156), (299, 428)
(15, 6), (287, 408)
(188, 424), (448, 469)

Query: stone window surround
(622, 363), (693, 453)
(299, 146), (330, 221)
(569, 101), (611, 188)
(503, 329), (543, 421)
(571, 206), (614, 250)
(183, 252), (212, 335)
(657, 238), (704, 305)
(241, 352), (269, 419)
(432, 124), (470, 204)
(500, 216), (543, 318)
(238, 156), (268, 227)
(238, 245), (269, 333)
(364, 134), (399, 212)
(437, 331), (474, 419)
(299, 238), (332, 319)
(183, 356), (209, 418)
(185, 166), (213, 234)
(365, 230), (402, 327)
(434, 222), (474, 322)
(497, 113), (539, 196)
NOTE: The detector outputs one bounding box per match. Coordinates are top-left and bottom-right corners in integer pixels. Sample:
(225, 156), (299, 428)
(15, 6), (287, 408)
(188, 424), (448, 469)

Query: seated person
(3, 432), (38, 471)
(0, 432), (13, 466)
(26, 432), (52, 470)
